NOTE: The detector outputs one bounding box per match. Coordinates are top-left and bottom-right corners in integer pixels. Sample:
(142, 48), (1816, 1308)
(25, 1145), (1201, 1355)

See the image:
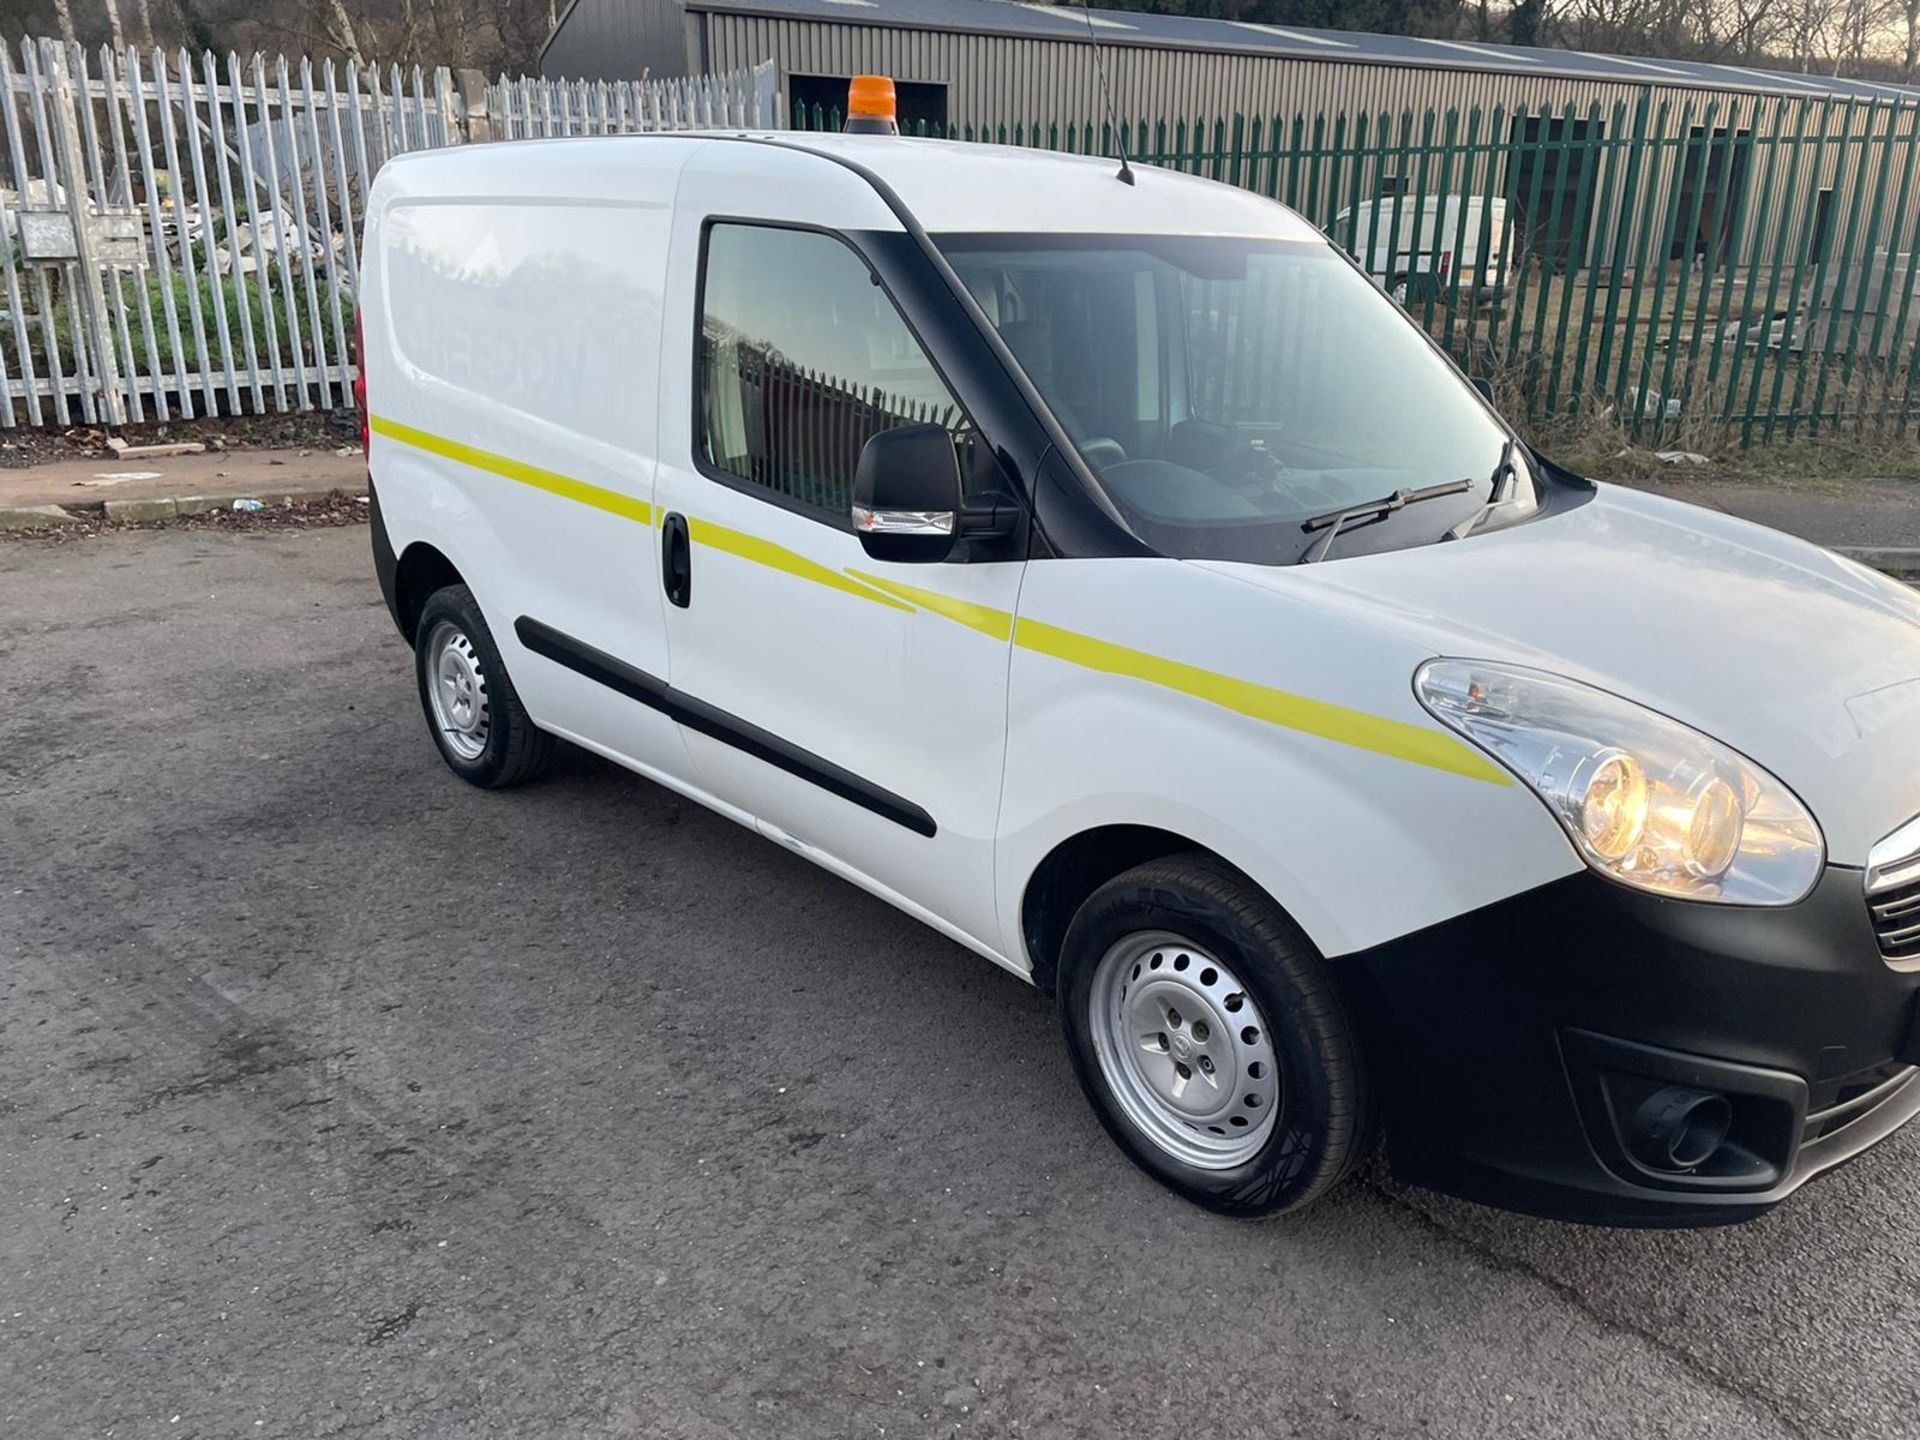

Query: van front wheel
(413, 584), (556, 789)
(1058, 855), (1369, 1217)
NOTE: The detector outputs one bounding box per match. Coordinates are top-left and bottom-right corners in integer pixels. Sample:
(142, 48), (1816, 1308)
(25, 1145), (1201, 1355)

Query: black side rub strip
(514, 616), (938, 838)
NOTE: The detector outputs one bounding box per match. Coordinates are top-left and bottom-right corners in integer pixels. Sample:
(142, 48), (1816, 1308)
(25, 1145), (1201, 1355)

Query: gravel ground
(1616, 472), (1920, 549)
(3, 525), (1918, 1439)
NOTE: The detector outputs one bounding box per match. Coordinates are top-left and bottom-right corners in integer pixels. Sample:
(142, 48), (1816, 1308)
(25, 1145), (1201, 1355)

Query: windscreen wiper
(1443, 437), (1519, 543)
(1299, 478), (1474, 564)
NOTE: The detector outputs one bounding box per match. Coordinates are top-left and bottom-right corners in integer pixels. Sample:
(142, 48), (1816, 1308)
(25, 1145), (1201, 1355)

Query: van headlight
(1415, 659), (1824, 905)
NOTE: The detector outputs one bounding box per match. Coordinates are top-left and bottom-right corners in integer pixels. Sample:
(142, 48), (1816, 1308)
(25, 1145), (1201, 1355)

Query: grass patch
(1481, 342), (1920, 488)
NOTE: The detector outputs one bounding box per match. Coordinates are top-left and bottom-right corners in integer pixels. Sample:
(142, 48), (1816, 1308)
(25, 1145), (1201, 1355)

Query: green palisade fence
(798, 96), (1920, 451)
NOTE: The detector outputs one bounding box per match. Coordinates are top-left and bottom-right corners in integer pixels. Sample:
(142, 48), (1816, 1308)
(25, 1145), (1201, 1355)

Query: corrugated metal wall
(706, 15), (1677, 129)
(715, 16), (1918, 276)
(543, 0), (692, 83)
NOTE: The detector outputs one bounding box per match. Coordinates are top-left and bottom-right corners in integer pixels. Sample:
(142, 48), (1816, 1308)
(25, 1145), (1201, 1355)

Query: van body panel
(997, 558), (1583, 962)
(364, 139), (698, 778)
(1229, 483), (1920, 866)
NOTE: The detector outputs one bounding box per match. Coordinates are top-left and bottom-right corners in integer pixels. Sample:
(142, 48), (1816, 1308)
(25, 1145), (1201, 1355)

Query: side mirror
(852, 423), (960, 563)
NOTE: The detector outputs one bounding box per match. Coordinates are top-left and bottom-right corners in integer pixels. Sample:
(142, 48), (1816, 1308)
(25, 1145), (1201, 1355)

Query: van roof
(391, 130), (1325, 241)
(767, 132), (1322, 238)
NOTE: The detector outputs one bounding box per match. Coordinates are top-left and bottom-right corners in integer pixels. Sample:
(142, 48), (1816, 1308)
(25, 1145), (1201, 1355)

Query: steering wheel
(1208, 439), (1285, 489)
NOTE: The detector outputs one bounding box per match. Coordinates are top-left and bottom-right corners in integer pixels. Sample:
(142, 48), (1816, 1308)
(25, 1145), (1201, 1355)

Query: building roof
(685, 0), (1920, 104)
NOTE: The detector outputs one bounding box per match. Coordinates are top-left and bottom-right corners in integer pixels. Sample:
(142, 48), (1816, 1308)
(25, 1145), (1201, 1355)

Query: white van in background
(1333, 194), (1510, 303)
(360, 102), (1920, 1229)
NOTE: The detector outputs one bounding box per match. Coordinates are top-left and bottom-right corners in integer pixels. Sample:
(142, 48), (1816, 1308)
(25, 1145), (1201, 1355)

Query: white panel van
(360, 118), (1920, 1227)
(1331, 194), (1509, 303)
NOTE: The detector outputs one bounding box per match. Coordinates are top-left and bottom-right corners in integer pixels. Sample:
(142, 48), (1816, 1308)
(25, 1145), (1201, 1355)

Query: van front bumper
(1344, 866), (1920, 1227)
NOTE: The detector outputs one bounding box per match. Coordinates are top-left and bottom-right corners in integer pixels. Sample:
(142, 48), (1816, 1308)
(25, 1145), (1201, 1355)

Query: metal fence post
(456, 68), (493, 144)
(45, 39), (127, 424)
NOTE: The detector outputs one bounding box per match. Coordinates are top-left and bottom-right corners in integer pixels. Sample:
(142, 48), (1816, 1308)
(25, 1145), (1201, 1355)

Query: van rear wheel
(1058, 854), (1369, 1217)
(413, 584), (556, 789)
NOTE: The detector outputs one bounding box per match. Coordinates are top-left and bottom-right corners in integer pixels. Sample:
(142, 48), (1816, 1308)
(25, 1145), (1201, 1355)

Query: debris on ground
(0, 411), (351, 469)
(116, 441), (207, 459)
(0, 489), (369, 542)
(1626, 386), (1684, 421)
(1654, 450), (1712, 465)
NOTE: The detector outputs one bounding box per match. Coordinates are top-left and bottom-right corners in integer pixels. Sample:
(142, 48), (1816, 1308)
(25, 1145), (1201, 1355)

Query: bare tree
(1825, 0), (1895, 70)
(133, 0), (152, 46)
(320, 0), (366, 61)
(52, 0), (80, 45)
(1904, 0), (1920, 79)
(101, 0), (126, 51)
(1777, 0), (1842, 67)
(1702, 0), (1783, 59)
(1559, 0), (1659, 53)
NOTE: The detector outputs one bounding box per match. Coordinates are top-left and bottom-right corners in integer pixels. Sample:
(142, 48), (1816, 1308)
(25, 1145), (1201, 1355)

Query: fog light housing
(1627, 1085), (1733, 1172)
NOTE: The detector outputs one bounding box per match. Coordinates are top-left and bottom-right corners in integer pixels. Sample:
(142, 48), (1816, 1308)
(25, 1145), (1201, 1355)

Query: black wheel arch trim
(368, 471), (404, 637)
(513, 616), (938, 838)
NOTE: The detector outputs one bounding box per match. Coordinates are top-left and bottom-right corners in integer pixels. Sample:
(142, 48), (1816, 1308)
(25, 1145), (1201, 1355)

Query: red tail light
(352, 309), (370, 459)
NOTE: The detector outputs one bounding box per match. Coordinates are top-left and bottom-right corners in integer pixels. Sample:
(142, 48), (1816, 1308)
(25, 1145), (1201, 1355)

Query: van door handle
(662, 512), (692, 608)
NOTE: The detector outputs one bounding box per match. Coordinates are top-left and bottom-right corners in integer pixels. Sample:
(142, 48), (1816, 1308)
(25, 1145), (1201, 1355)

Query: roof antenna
(1076, 0), (1135, 185)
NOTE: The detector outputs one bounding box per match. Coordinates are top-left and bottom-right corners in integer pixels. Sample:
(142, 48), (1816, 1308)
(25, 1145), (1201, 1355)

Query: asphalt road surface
(5, 524), (1919, 1440)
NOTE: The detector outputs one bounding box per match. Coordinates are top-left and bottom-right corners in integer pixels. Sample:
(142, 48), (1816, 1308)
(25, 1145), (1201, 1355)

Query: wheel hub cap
(1089, 930), (1282, 1169)
(425, 620), (491, 762)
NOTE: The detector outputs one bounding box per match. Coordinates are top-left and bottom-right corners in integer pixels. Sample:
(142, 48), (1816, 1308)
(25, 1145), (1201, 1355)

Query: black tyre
(1058, 853), (1370, 1217)
(413, 584), (556, 789)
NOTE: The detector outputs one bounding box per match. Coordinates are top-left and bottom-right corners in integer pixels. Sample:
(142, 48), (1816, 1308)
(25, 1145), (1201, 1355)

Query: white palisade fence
(0, 40), (778, 428)
(485, 65), (778, 138)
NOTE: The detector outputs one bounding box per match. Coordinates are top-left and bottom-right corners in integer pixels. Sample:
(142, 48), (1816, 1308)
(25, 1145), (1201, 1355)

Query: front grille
(1868, 816), (1920, 965)
(1871, 879), (1920, 961)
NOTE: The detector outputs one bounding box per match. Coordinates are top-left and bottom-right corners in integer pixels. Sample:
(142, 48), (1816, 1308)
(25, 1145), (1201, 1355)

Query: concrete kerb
(1835, 546), (1920, 579)
(0, 504), (84, 531)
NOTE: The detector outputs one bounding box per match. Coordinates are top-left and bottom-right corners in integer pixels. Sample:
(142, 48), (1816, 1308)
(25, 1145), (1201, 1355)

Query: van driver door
(649, 148), (1032, 963)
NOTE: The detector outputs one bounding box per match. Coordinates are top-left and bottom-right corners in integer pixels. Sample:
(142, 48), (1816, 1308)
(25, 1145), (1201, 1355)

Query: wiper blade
(1299, 478), (1474, 563)
(1444, 437), (1519, 542)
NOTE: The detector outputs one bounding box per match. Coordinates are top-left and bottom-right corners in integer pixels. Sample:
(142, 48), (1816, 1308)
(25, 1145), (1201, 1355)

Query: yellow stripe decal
(373, 415), (1498, 785)
(688, 518), (915, 613)
(1013, 617), (1511, 786)
(370, 415), (656, 527)
(845, 570), (1016, 641)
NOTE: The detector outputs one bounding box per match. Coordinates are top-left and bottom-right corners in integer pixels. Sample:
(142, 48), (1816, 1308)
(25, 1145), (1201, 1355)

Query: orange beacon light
(844, 75), (899, 135)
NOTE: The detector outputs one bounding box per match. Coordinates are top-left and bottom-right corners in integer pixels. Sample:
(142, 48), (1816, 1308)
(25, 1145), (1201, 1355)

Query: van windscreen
(936, 234), (1534, 566)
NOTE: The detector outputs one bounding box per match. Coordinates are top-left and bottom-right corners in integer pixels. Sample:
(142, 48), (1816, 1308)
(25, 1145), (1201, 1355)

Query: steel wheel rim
(425, 619), (490, 762)
(1088, 930), (1282, 1170)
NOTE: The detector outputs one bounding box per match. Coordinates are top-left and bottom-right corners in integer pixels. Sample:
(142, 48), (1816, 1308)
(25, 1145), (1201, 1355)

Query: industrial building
(540, 0), (1920, 129)
(539, 0), (1920, 440)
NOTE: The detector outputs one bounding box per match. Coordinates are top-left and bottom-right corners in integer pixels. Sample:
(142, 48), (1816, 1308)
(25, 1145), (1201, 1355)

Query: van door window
(697, 223), (975, 524)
